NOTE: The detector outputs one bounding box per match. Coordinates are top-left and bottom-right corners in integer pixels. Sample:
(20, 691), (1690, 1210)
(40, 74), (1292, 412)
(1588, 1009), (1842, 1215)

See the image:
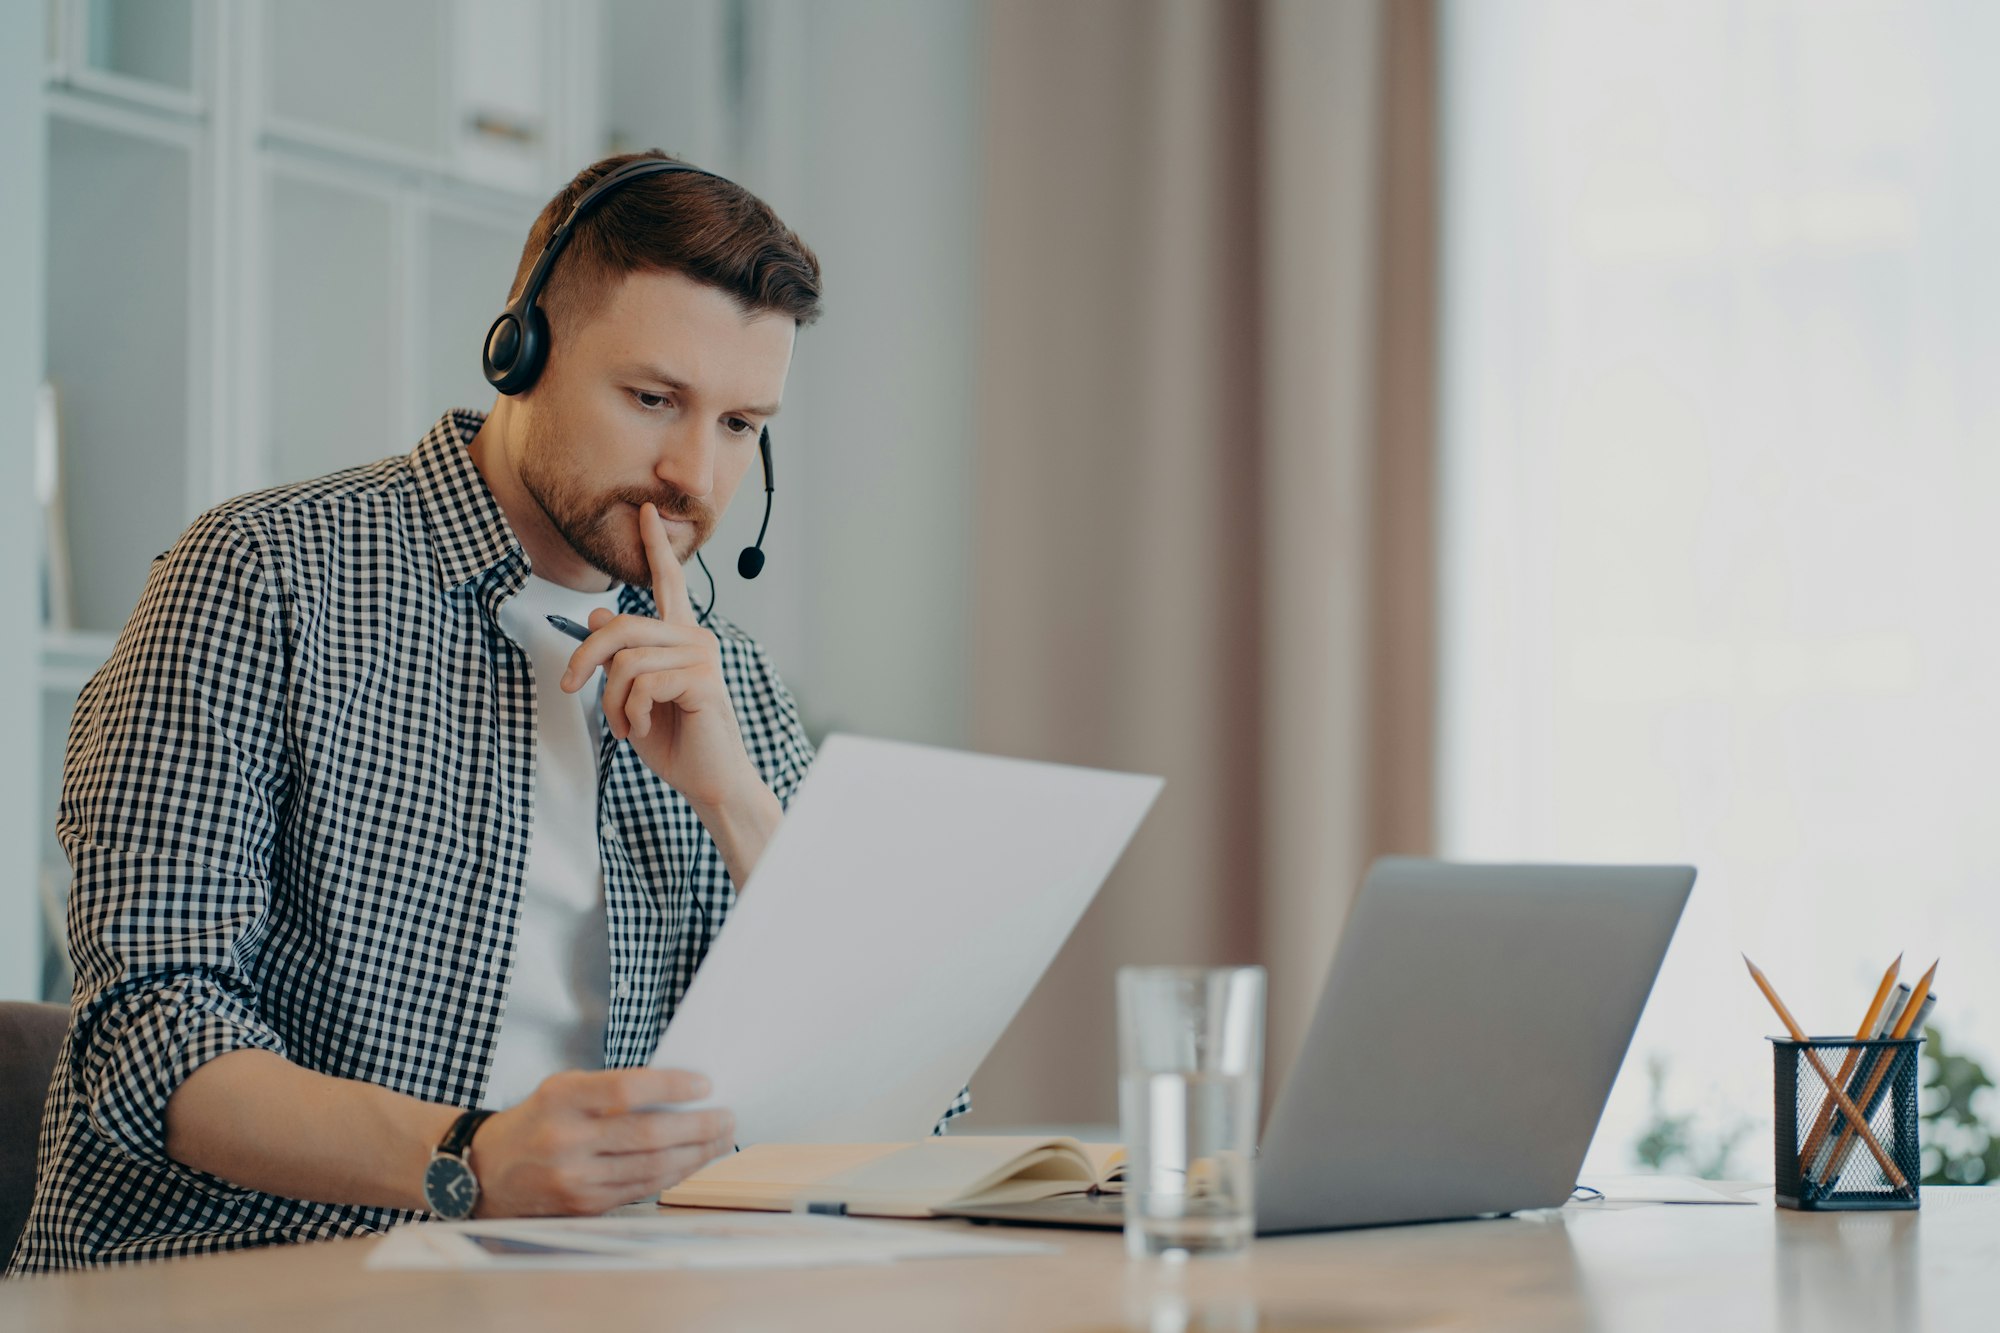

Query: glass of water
(1117, 965), (1266, 1259)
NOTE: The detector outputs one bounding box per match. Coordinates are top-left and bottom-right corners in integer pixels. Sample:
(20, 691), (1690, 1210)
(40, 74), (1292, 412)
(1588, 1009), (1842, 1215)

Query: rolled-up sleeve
(58, 511), (292, 1182)
(739, 636), (816, 810)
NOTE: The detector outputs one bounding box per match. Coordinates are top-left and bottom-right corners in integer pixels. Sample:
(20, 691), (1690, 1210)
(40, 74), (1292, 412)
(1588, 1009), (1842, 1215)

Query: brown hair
(508, 150), (823, 340)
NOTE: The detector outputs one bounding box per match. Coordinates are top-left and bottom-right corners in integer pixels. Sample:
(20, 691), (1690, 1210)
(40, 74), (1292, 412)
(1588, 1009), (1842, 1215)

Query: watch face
(424, 1155), (479, 1220)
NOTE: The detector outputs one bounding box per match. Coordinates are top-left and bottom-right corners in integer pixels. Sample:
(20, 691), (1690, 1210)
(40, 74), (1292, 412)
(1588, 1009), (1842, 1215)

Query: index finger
(640, 502), (699, 627)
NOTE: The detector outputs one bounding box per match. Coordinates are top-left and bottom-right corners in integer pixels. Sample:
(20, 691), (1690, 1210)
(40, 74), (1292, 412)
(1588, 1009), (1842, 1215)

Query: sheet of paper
(649, 734), (1162, 1143)
(1575, 1175), (1757, 1205)
(365, 1213), (1057, 1272)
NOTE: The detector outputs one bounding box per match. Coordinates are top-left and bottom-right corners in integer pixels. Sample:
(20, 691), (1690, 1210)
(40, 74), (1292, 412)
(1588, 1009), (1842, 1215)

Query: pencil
(1742, 956), (1911, 1194)
(1806, 981), (1910, 1183)
(1797, 955), (1901, 1175)
(1814, 987), (1933, 1186)
(1808, 972), (1912, 1176)
(1821, 959), (1937, 1188)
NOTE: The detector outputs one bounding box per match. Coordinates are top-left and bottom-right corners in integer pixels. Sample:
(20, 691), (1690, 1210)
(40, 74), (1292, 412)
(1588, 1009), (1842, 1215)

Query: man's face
(516, 267), (795, 588)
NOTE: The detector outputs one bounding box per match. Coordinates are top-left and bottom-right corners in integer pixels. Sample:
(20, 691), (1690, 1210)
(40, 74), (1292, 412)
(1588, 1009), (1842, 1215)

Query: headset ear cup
(482, 311), (521, 389)
(484, 303), (549, 395)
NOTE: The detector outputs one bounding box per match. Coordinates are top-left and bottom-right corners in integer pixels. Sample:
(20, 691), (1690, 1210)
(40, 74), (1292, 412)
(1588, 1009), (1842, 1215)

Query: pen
(546, 614), (592, 643)
(792, 1200), (849, 1217)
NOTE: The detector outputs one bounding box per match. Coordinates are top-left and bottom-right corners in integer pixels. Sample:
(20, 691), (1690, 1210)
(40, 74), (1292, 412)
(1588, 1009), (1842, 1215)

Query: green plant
(1632, 1053), (1753, 1179)
(1918, 1023), (2000, 1186)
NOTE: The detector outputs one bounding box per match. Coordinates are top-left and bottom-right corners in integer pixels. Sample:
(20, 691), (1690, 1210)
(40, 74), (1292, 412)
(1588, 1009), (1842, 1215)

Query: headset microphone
(738, 426), (774, 580)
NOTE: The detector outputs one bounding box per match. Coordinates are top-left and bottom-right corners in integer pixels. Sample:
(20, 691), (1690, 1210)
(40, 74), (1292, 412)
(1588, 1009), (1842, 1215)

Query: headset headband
(511, 158), (723, 327)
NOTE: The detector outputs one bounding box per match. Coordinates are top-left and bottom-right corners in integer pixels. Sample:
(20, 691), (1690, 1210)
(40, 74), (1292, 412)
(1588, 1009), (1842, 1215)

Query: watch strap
(438, 1108), (495, 1160)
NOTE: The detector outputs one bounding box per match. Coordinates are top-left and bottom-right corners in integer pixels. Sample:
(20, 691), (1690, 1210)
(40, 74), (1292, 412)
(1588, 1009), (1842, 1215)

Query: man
(11, 151), (963, 1274)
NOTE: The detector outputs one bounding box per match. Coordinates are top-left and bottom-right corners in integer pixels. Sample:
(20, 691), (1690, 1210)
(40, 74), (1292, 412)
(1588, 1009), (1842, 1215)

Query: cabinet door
(263, 0), (449, 164)
(450, 0), (552, 193)
(44, 115), (194, 635)
(264, 167), (401, 482)
(422, 208), (533, 422)
(83, 0), (198, 96)
(602, 0), (733, 168)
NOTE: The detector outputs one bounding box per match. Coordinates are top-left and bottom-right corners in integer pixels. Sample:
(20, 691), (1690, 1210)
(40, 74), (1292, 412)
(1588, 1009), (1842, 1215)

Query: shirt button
(615, 978), (631, 999)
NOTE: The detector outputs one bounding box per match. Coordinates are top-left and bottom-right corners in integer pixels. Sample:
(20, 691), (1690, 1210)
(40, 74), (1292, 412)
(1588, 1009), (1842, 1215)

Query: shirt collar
(409, 409), (527, 592)
(408, 410), (665, 617)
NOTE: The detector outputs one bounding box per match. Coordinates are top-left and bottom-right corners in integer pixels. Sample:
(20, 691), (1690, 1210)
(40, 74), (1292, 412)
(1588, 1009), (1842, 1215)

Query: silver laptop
(945, 858), (1693, 1234)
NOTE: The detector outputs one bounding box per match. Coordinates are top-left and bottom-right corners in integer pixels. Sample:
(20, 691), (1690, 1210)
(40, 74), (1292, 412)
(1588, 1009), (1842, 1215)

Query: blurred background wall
(10, 0), (1999, 1179)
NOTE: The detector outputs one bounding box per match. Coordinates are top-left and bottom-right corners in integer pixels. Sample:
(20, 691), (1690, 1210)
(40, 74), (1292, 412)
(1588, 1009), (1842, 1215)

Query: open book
(660, 1137), (1126, 1219)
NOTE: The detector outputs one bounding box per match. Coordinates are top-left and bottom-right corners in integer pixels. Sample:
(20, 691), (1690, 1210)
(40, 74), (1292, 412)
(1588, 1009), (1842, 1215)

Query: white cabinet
(263, 0), (564, 195)
(262, 167), (403, 483)
(423, 207), (531, 415)
(83, 0), (199, 97)
(256, 168), (542, 487)
(36, 686), (80, 990)
(27, 0), (706, 1000)
(263, 0), (451, 165)
(44, 110), (197, 634)
(450, 0), (556, 194)
(602, 0), (734, 168)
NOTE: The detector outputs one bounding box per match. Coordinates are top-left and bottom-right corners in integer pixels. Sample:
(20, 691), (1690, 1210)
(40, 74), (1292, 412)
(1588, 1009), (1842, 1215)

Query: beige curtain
(964, 0), (1438, 1127)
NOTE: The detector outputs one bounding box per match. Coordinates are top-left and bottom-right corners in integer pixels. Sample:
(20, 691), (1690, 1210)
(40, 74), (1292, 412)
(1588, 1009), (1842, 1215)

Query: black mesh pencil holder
(1771, 1037), (1923, 1211)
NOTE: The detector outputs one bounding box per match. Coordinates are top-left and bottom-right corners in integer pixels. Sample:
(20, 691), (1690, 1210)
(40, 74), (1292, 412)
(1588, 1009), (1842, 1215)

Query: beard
(516, 407), (718, 588)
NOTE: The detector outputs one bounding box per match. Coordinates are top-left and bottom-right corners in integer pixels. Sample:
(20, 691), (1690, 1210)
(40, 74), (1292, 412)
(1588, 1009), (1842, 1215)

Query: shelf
(82, 0), (198, 97)
(41, 0), (205, 122)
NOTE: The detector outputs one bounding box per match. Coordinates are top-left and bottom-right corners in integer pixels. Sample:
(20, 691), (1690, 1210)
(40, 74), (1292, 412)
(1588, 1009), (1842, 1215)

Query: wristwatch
(422, 1109), (496, 1220)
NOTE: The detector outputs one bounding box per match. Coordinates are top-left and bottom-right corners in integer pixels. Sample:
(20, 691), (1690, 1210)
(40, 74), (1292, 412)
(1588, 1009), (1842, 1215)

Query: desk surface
(4, 1188), (1994, 1332)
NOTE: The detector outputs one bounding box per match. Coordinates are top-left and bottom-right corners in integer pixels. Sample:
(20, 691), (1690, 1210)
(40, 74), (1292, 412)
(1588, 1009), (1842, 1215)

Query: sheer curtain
(1442, 0), (2000, 1172)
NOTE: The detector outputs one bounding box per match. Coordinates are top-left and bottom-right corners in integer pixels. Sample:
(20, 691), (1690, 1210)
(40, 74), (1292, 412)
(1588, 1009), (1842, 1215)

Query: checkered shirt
(10, 411), (969, 1274)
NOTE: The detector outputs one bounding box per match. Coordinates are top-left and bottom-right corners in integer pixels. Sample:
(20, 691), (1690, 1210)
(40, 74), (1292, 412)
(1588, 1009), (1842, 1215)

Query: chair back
(0, 1002), (67, 1273)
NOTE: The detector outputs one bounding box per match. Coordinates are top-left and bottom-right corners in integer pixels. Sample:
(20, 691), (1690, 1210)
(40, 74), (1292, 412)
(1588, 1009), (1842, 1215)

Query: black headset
(483, 157), (777, 607)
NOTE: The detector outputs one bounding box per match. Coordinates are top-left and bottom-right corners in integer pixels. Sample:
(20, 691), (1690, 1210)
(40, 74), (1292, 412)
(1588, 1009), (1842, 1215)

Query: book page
(663, 1138), (1097, 1213)
(1080, 1143), (1125, 1185)
(826, 1139), (1092, 1205)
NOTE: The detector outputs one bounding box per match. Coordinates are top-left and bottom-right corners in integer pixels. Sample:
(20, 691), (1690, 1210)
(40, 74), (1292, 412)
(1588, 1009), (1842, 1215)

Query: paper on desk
(365, 1213), (1057, 1272)
(1576, 1175), (1756, 1205)
(649, 734), (1163, 1143)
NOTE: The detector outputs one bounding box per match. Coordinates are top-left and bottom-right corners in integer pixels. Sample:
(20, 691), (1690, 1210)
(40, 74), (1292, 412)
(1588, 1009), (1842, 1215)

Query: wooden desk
(4, 1189), (1994, 1331)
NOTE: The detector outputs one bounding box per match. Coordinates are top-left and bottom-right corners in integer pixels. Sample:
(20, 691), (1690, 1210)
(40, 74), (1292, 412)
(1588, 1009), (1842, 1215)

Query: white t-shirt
(484, 574), (623, 1108)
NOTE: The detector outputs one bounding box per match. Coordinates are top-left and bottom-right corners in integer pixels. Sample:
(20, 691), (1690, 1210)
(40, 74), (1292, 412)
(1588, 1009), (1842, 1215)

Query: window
(1441, 0), (2000, 1173)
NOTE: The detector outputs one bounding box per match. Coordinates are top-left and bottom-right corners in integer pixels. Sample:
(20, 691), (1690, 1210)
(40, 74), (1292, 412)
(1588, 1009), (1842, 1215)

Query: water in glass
(1121, 1068), (1259, 1257)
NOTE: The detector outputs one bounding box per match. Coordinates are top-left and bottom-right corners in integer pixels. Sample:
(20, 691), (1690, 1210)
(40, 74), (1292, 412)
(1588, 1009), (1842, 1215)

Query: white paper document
(1575, 1175), (1757, 1205)
(365, 1213), (1057, 1272)
(649, 733), (1163, 1143)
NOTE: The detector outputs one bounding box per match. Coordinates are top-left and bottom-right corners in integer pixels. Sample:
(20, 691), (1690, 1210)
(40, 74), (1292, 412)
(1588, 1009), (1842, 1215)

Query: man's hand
(559, 502), (752, 808)
(471, 1068), (733, 1217)
(559, 502), (783, 884)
